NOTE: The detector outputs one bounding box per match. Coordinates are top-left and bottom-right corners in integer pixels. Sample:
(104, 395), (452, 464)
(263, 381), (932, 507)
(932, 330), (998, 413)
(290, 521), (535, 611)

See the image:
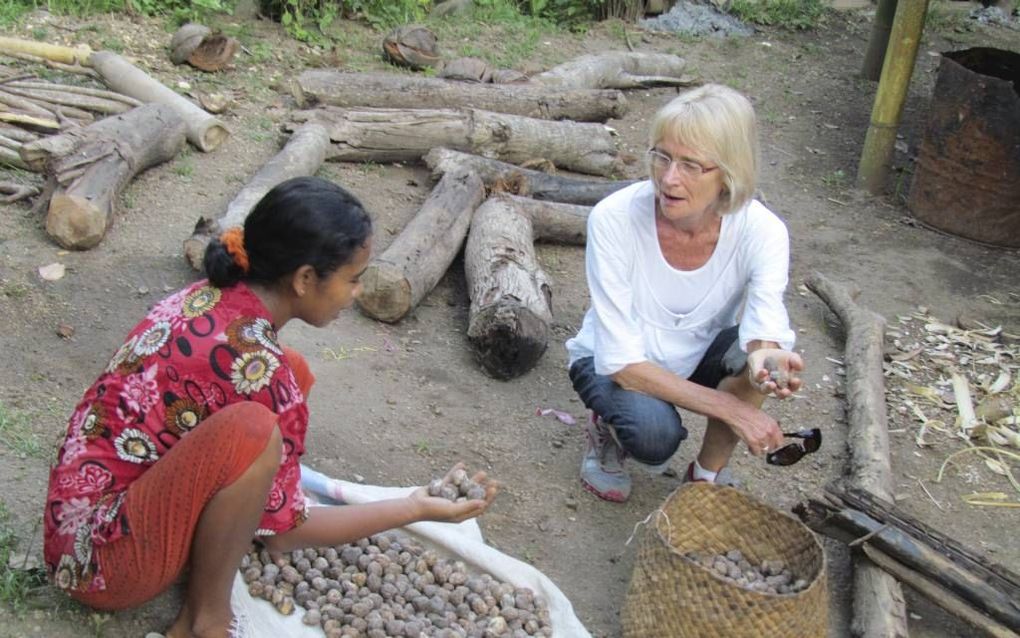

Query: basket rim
(650, 482), (829, 597)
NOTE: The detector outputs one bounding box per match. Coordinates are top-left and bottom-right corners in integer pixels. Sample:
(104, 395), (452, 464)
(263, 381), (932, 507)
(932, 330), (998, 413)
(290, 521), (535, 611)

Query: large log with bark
(294, 70), (628, 122)
(356, 171), (485, 323)
(805, 272), (909, 638)
(502, 193), (589, 245)
(465, 194), (556, 379)
(291, 107), (620, 177)
(89, 51), (228, 152)
(796, 483), (1020, 635)
(425, 147), (636, 205)
(182, 122), (331, 270)
(20, 103), (186, 250)
(532, 51), (695, 90)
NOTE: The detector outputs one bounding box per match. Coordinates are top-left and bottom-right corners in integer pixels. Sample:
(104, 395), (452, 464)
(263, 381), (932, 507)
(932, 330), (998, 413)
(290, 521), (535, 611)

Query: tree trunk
(21, 104), (186, 250)
(796, 484), (1020, 633)
(531, 52), (695, 90)
(294, 70), (628, 122)
(356, 171), (486, 323)
(425, 147), (636, 205)
(805, 272), (909, 638)
(182, 122), (331, 270)
(465, 194), (552, 379)
(89, 51), (228, 152)
(502, 193), (589, 245)
(293, 107), (620, 177)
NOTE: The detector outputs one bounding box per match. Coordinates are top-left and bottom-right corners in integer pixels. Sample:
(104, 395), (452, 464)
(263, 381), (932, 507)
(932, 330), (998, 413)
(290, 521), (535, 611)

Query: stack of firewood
(185, 51), (696, 379)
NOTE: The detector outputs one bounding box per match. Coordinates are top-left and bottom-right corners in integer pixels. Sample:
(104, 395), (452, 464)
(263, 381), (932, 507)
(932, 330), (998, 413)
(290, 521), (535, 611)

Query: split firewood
(89, 51), (228, 152)
(292, 106), (620, 177)
(0, 180), (39, 203)
(293, 71), (627, 122)
(805, 272), (909, 638)
(797, 483), (1020, 635)
(182, 122), (330, 270)
(356, 171), (485, 323)
(425, 147), (636, 205)
(532, 51), (696, 90)
(21, 103), (186, 250)
(465, 194), (559, 379)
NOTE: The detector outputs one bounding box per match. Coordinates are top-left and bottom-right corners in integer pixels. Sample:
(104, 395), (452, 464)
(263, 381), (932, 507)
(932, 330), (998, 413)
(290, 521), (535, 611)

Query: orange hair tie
(220, 227), (250, 274)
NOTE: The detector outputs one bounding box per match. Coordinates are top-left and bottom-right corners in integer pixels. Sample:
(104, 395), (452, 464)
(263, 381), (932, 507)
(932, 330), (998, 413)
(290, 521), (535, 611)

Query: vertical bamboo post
(861, 0), (900, 81)
(856, 0), (930, 194)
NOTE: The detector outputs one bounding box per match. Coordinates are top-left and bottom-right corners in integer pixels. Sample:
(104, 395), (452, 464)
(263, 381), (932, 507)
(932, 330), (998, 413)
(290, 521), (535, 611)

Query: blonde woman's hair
(648, 84), (758, 216)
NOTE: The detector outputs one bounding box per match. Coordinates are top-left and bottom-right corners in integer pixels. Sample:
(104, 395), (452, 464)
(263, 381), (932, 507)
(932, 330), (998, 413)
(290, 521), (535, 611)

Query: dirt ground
(0, 4), (1018, 637)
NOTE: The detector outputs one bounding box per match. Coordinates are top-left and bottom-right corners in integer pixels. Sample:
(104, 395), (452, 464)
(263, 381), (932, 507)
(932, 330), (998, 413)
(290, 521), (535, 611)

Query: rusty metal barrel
(908, 48), (1020, 247)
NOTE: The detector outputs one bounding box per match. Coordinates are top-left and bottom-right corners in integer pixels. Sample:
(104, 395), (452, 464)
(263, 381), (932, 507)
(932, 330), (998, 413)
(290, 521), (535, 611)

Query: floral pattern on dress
(44, 280), (309, 594)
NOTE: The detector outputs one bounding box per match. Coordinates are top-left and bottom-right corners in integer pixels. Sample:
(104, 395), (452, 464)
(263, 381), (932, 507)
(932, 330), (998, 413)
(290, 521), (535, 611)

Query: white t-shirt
(565, 181), (796, 378)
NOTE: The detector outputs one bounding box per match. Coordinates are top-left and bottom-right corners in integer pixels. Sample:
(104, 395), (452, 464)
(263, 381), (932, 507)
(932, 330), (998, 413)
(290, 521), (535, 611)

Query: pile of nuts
(427, 468), (487, 502)
(241, 532), (553, 637)
(684, 549), (810, 595)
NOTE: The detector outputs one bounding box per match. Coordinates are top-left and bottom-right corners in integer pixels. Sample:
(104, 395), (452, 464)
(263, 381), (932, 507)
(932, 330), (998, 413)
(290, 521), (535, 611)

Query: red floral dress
(43, 281), (309, 593)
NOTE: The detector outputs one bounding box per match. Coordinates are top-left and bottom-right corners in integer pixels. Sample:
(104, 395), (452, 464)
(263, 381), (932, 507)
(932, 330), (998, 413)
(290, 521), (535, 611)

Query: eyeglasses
(647, 148), (719, 178)
(765, 428), (822, 466)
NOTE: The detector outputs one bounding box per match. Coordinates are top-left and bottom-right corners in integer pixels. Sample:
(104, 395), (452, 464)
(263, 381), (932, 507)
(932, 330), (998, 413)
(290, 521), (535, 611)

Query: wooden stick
(805, 272), (909, 638)
(0, 126), (40, 143)
(6, 80), (143, 106)
(1, 86), (130, 114)
(0, 51), (98, 77)
(862, 546), (1019, 638)
(0, 89), (56, 118)
(0, 111), (59, 133)
(0, 146), (29, 170)
(531, 51), (695, 90)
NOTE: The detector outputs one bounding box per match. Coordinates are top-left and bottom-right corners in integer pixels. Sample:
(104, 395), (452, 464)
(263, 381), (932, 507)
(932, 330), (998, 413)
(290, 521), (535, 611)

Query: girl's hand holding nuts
(410, 462), (499, 524)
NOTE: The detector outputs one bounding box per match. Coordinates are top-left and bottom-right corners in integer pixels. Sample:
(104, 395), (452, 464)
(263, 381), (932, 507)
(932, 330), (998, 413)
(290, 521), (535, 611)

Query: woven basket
(622, 483), (828, 637)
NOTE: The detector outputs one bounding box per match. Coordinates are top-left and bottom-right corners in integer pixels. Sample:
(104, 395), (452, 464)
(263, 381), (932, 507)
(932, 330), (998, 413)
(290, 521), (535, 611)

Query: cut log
(293, 107), (620, 177)
(805, 272), (909, 638)
(796, 484), (1020, 633)
(425, 147), (636, 205)
(465, 194), (553, 379)
(294, 70), (628, 122)
(89, 51), (228, 152)
(20, 103), (186, 250)
(501, 193), (589, 245)
(356, 171), (485, 323)
(532, 51), (695, 90)
(182, 122), (330, 270)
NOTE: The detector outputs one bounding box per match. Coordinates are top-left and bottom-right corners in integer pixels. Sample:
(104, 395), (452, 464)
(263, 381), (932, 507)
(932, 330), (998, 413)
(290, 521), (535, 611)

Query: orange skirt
(73, 348), (314, 611)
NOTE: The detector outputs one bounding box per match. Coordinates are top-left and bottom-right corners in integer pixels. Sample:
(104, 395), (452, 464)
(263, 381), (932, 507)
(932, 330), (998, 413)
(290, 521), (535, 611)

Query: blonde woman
(566, 84), (807, 502)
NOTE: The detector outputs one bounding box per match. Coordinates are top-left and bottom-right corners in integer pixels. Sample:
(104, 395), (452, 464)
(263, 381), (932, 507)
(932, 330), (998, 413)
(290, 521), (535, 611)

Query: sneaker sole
(581, 478), (629, 503)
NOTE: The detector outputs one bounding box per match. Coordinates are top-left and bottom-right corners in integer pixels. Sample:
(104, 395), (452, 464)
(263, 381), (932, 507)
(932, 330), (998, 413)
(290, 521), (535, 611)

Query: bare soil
(0, 6), (1018, 637)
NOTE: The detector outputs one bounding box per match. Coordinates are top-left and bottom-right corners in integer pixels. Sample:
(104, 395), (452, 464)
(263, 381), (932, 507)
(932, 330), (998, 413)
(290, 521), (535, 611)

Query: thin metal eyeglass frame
(646, 148), (719, 178)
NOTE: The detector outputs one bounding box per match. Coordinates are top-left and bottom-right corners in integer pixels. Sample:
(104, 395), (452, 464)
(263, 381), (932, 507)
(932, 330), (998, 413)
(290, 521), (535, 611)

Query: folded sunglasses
(765, 428), (822, 466)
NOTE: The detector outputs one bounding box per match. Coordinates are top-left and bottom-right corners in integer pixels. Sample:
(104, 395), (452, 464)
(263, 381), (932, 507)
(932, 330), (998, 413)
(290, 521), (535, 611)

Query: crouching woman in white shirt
(565, 84), (805, 502)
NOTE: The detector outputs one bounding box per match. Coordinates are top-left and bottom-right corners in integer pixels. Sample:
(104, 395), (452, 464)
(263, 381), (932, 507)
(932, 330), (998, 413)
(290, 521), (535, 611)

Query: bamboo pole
(0, 37), (92, 65)
(862, 0), (900, 81)
(857, 0), (930, 194)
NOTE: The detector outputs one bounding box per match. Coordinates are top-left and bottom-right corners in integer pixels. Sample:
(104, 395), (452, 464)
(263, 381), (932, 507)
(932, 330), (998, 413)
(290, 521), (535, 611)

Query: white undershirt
(565, 181), (796, 378)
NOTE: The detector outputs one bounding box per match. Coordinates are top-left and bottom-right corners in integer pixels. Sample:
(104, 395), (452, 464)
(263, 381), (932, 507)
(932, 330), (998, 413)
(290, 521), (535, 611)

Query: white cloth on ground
(565, 180), (796, 377)
(227, 464), (592, 638)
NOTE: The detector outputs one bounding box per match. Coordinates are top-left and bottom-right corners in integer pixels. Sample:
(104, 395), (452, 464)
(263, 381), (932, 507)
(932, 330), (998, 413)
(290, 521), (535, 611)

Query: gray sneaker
(580, 413), (631, 502)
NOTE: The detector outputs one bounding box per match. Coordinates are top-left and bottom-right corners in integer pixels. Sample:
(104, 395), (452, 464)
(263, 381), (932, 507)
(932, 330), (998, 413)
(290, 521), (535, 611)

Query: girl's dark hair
(204, 177), (373, 288)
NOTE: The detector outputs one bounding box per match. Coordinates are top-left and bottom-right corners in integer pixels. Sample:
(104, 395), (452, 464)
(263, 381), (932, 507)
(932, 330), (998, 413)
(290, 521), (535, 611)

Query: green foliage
(260, 0), (430, 41)
(0, 401), (43, 459)
(128, 0), (231, 24)
(428, 0), (562, 69)
(729, 0), (825, 29)
(0, 502), (47, 614)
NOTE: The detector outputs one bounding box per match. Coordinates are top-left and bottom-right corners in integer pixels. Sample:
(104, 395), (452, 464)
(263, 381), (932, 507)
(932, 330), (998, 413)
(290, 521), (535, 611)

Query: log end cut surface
(468, 302), (549, 380)
(356, 262), (413, 323)
(46, 193), (106, 250)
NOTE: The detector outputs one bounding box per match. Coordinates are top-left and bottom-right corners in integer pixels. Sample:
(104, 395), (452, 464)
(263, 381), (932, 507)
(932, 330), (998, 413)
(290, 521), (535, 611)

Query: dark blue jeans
(568, 326), (745, 465)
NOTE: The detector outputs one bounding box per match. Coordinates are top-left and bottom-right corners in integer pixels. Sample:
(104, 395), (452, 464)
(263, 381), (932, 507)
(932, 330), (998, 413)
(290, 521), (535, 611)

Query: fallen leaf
(38, 262), (65, 281)
(535, 407), (576, 425)
(56, 323), (75, 339)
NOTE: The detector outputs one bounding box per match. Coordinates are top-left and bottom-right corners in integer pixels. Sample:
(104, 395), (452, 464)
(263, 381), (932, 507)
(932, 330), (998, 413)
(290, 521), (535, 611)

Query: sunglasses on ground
(765, 428), (822, 466)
